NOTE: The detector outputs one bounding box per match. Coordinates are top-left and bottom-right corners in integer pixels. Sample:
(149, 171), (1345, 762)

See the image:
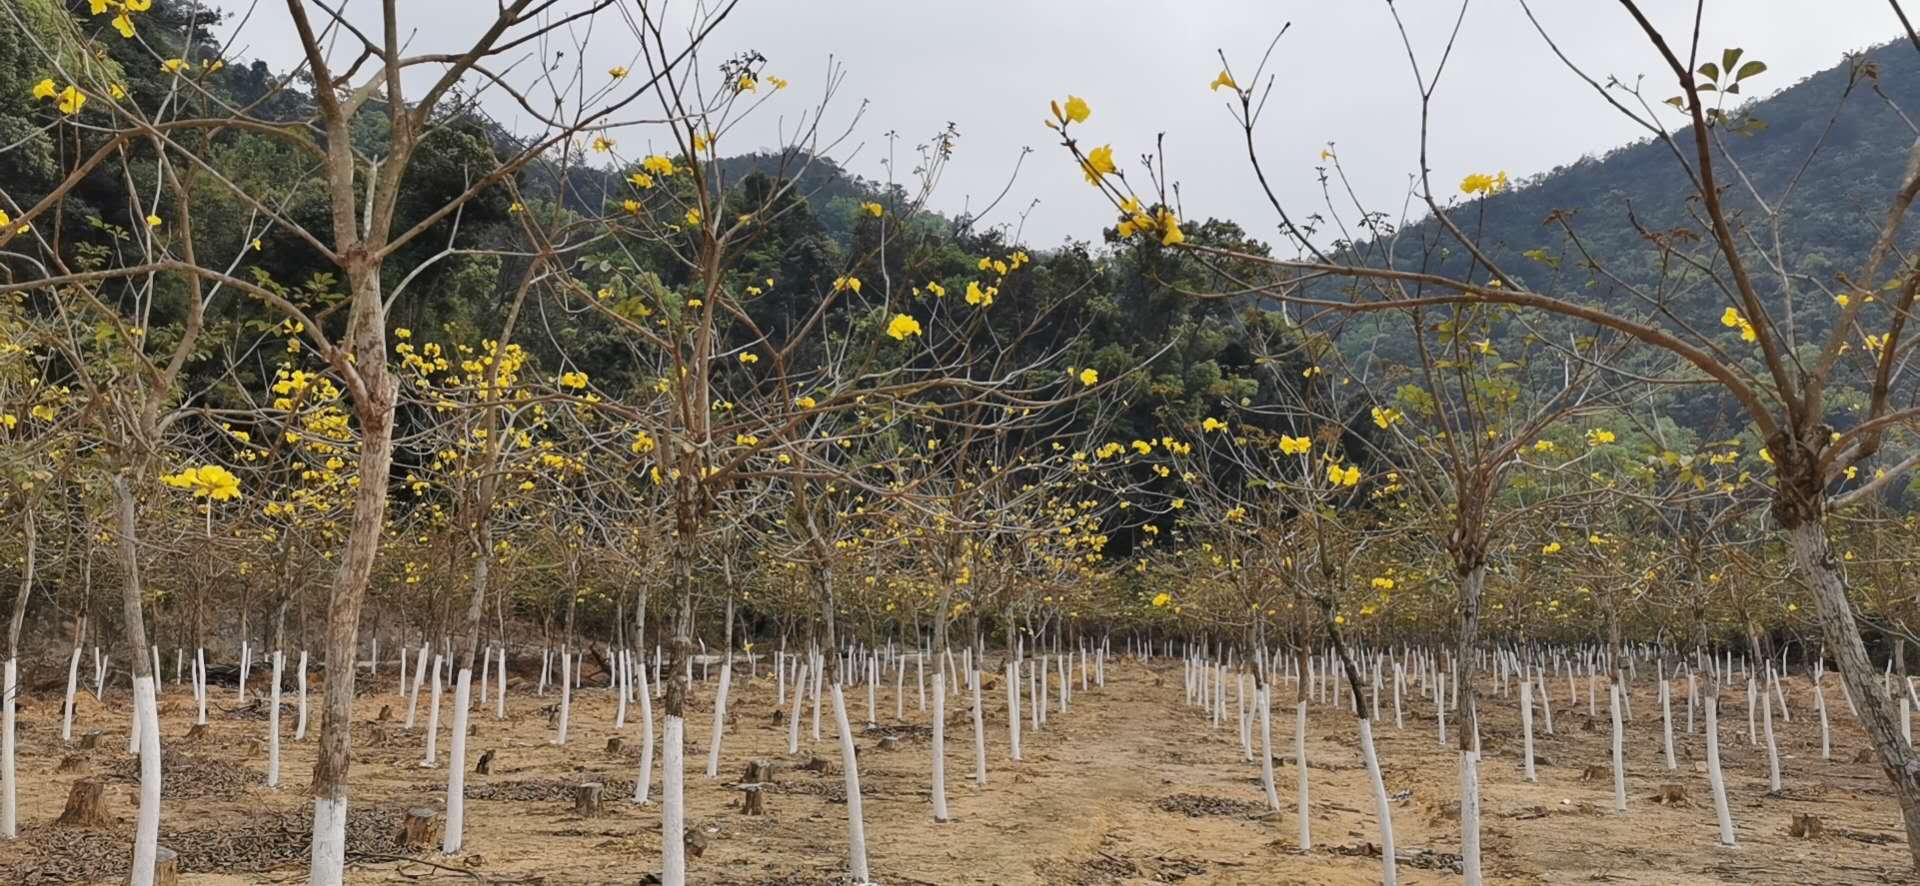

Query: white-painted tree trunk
(1295, 700), (1311, 851)
(634, 657), (655, 805)
(267, 651), (284, 788)
(1704, 696), (1736, 845)
(1762, 675), (1783, 793)
(1661, 679), (1675, 770)
(788, 664), (808, 754)
(422, 655), (444, 766)
(2, 659), (16, 838)
(555, 650), (572, 746)
(660, 714), (686, 886)
(238, 641), (250, 703)
(931, 671), (950, 821)
(405, 644), (429, 729)
(810, 656), (824, 742)
(1360, 717), (1397, 886)
(295, 650), (310, 741)
(970, 668), (986, 787)
(194, 648), (207, 725)
(706, 659), (732, 778)
(1258, 685), (1279, 810)
(61, 647), (80, 743)
(830, 684), (873, 882)
(1460, 750), (1482, 886)
(1007, 660), (1022, 761)
(444, 668), (473, 853)
(1609, 683), (1626, 813)
(1816, 681), (1831, 760)
(1521, 680), (1536, 782)
(129, 676), (160, 886)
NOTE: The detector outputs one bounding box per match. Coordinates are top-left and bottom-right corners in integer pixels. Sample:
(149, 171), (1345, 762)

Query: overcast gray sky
(223, 1), (1907, 246)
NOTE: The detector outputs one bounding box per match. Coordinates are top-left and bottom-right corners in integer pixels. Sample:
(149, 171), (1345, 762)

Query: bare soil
(0, 658), (1912, 884)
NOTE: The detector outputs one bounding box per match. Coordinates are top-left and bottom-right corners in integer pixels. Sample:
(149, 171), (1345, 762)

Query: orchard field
(2, 0), (1920, 885)
(0, 647), (1916, 885)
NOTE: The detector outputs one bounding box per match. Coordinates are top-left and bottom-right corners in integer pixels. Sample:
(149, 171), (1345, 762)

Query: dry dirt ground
(0, 655), (1913, 885)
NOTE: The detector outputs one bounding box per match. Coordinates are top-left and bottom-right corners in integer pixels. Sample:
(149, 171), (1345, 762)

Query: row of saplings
(5, 628), (1122, 882)
(1180, 637), (1879, 886)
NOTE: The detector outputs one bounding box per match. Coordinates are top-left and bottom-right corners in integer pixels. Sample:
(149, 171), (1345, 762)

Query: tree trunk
(308, 330), (397, 886)
(1785, 517), (1920, 863)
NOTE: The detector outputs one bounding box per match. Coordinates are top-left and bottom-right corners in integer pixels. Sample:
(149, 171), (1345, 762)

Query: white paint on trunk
(706, 659), (732, 778)
(2, 659), (16, 838)
(931, 673), (949, 821)
(1704, 696), (1736, 845)
(309, 796), (348, 885)
(634, 658), (655, 805)
(1295, 700), (1310, 851)
(444, 668), (473, 853)
(1521, 680), (1536, 782)
(831, 684), (872, 882)
(129, 676), (160, 886)
(1609, 683), (1626, 813)
(788, 664), (808, 754)
(422, 655), (443, 766)
(1360, 717), (1397, 886)
(555, 650), (572, 746)
(295, 650), (310, 741)
(970, 667), (986, 786)
(1461, 750), (1482, 886)
(660, 715), (686, 886)
(1258, 685), (1279, 810)
(1007, 660), (1022, 761)
(405, 644), (429, 729)
(1660, 679), (1675, 770)
(61, 647), (80, 743)
(267, 652), (284, 788)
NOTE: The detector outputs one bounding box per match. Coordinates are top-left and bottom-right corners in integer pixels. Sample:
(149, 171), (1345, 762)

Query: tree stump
(1578, 764), (1608, 782)
(685, 823), (708, 858)
(184, 723), (208, 742)
(377, 704), (393, 722)
(153, 846), (179, 886)
(877, 736), (900, 752)
(476, 749), (494, 775)
(1853, 748), (1876, 765)
(55, 780), (111, 828)
(78, 730), (102, 750)
(399, 807), (442, 850)
(606, 737), (624, 755)
(1789, 812), (1824, 838)
(56, 754), (87, 773)
(574, 782), (604, 817)
(741, 758), (775, 816)
(1653, 784), (1690, 806)
(370, 725), (391, 747)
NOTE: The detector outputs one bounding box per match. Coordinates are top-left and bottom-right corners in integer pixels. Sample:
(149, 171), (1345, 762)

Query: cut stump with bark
(476, 749), (494, 775)
(377, 704), (393, 721)
(77, 730), (102, 750)
(400, 807), (442, 850)
(574, 782), (603, 817)
(742, 758), (774, 816)
(184, 723), (208, 742)
(1789, 812), (1824, 839)
(55, 780), (111, 828)
(152, 846), (179, 886)
(606, 737), (624, 755)
(55, 754), (87, 773)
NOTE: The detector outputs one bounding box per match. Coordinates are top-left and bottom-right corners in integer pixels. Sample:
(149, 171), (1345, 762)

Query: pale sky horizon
(212, 0), (1908, 247)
